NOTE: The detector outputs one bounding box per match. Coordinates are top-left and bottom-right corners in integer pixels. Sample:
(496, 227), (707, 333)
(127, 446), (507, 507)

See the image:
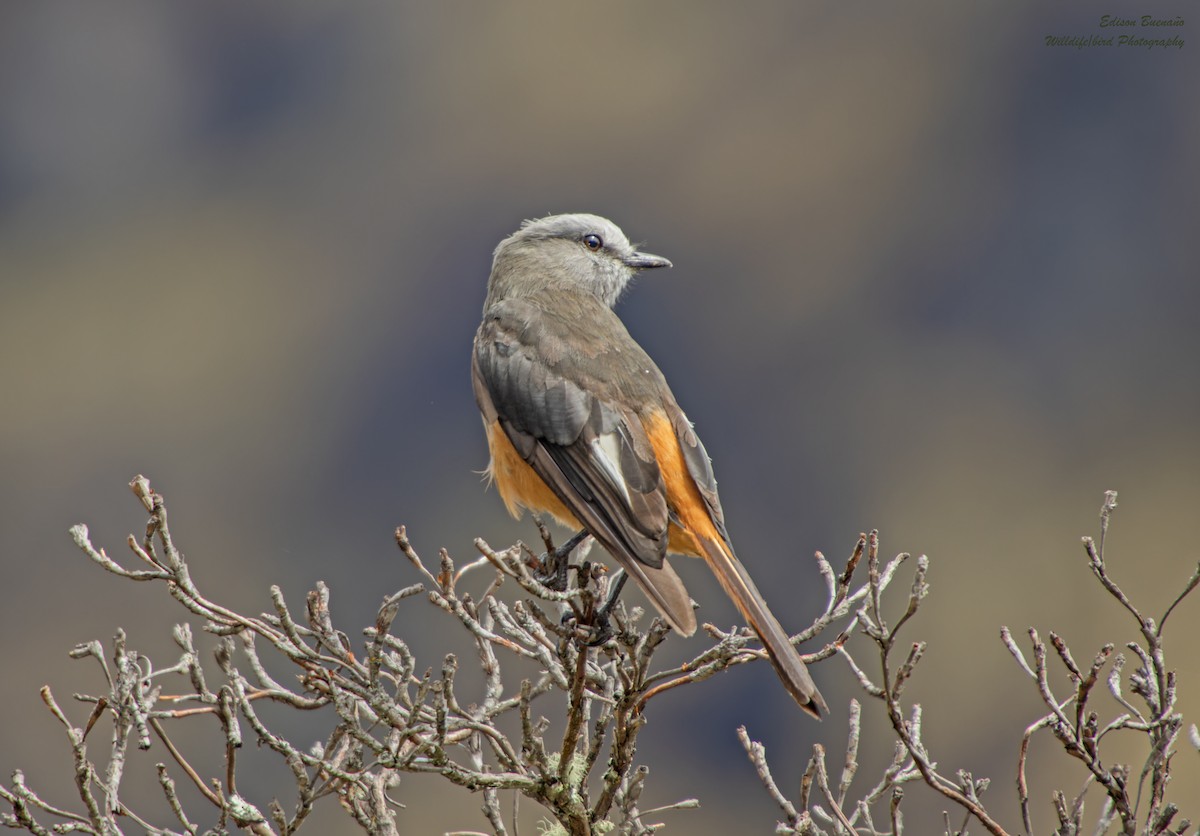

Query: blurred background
(2, 2), (1197, 833)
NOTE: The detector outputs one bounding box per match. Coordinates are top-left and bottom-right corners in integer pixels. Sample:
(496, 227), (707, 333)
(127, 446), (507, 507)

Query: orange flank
(641, 409), (718, 559)
(484, 420), (580, 526)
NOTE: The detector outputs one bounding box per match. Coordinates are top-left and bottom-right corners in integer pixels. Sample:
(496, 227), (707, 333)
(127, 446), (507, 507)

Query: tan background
(2, 3), (1197, 833)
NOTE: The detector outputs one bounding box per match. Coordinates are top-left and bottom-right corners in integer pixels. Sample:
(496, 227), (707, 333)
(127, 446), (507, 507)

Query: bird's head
(489, 213), (672, 308)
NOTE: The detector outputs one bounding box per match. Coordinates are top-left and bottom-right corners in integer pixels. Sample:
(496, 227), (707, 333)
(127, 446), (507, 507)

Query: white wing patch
(590, 433), (632, 506)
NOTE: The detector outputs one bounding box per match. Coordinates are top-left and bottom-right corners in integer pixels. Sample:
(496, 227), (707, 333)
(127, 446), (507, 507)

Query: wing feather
(473, 297), (695, 633)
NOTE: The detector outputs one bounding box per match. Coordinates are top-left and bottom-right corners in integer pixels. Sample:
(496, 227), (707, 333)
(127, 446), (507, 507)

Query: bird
(471, 213), (826, 718)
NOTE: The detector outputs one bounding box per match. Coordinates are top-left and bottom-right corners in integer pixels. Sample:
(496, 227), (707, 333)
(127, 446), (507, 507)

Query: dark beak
(622, 251), (672, 270)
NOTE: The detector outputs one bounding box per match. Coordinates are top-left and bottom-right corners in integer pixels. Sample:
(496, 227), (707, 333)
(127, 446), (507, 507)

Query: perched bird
(472, 213), (826, 717)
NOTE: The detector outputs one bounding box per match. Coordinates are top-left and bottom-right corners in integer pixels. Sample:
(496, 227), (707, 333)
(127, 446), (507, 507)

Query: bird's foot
(585, 569), (628, 646)
(563, 567), (628, 646)
(531, 527), (590, 591)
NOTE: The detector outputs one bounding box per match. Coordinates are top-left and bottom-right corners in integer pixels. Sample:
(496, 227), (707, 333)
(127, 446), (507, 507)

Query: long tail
(698, 537), (827, 719)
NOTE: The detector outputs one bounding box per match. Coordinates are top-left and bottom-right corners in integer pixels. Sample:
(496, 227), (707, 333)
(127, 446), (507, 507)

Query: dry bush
(1, 482), (1195, 835)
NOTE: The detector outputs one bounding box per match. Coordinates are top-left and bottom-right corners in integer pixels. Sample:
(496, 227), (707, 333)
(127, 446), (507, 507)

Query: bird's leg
(532, 525), (590, 592)
(583, 569), (628, 647)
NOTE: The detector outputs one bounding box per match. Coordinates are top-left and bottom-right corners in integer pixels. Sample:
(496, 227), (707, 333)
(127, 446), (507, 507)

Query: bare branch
(6, 481), (1195, 836)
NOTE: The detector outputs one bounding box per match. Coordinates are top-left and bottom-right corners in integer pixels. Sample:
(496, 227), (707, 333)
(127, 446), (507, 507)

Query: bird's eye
(582, 234), (603, 251)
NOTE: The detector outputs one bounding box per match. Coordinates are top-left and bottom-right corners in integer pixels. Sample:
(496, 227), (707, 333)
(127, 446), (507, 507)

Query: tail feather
(698, 537), (827, 718)
(617, 551), (697, 636)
